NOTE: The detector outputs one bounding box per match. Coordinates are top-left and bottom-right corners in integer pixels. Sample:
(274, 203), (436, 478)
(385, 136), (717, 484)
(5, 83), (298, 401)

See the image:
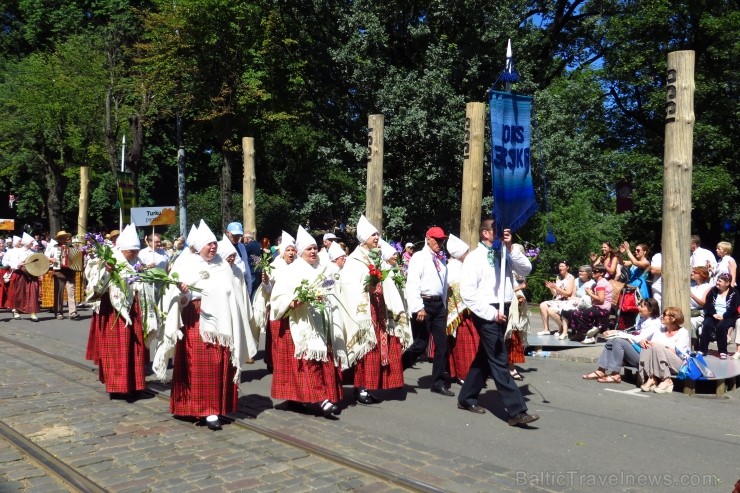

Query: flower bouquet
(362, 249), (388, 289)
(253, 252), (274, 276)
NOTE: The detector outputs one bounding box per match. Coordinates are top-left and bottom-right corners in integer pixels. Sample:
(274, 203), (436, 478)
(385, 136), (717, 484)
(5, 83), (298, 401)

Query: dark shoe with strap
(431, 386), (455, 397)
(457, 402), (486, 414)
(355, 388), (379, 405)
(508, 412), (540, 427)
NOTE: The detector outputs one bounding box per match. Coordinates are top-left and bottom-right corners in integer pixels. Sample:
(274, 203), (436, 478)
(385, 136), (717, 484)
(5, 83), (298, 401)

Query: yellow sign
(0, 219), (14, 231)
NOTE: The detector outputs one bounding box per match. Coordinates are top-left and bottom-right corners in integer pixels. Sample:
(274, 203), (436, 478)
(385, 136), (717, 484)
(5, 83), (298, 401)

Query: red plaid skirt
(506, 331), (526, 364)
(353, 334), (404, 390)
(0, 269), (9, 309)
(10, 271), (39, 314)
(95, 294), (147, 393)
(270, 317), (342, 403)
(170, 300), (238, 418)
(86, 310), (103, 365)
(448, 315), (480, 380)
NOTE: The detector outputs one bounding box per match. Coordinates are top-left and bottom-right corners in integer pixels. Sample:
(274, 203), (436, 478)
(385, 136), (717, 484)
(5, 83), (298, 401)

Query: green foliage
(523, 191), (628, 303)
(0, 0), (736, 254)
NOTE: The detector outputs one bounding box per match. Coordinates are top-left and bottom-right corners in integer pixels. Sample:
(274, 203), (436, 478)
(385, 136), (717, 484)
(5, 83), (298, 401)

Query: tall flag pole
(489, 39), (537, 313)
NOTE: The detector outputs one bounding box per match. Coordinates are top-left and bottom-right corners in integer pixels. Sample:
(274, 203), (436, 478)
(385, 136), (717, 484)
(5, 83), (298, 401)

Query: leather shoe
(355, 389), (379, 405)
(508, 412), (539, 427)
(457, 402), (486, 414)
(431, 387), (455, 397)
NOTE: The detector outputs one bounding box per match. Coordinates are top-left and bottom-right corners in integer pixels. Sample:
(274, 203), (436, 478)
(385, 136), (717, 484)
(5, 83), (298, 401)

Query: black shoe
(431, 386), (455, 397)
(320, 400), (340, 417)
(508, 412), (539, 427)
(457, 402), (486, 414)
(205, 416), (222, 430)
(355, 388), (379, 405)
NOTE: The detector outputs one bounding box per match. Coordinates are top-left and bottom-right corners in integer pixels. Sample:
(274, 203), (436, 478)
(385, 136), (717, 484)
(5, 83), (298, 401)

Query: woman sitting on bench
(567, 264), (612, 343)
(581, 298), (661, 383)
(699, 273), (737, 360)
(639, 306), (691, 393)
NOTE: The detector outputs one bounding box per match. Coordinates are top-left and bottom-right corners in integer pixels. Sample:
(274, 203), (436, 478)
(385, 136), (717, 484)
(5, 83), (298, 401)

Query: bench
(622, 355), (740, 396)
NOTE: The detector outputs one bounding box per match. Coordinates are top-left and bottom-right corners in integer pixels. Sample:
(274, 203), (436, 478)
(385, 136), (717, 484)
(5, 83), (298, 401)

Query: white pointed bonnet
(279, 230), (296, 254)
(379, 239), (397, 262)
(446, 233), (469, 260)
(356, 214), (378, 244)
(295, 225), (316, 256)
(328, 240), (347, 261)
(117, 223), (141, 251)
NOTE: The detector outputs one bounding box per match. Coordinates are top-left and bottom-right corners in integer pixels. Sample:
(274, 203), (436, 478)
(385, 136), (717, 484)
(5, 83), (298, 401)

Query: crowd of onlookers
(534, 235), (739, 393)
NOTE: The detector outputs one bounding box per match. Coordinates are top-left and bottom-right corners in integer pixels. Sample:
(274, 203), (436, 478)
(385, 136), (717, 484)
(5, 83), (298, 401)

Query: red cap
(426, 226), (448, 239)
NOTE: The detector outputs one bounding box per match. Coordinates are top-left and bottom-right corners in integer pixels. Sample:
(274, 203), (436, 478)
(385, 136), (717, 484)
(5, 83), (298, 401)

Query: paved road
(0, 306), (737, 493)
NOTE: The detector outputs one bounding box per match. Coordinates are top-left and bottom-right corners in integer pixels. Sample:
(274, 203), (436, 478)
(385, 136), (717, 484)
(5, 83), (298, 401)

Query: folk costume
(253, 231), (296, 373)
(444, 234), (479, 384)
(1, 236), (21, 309)
(338, 215), (411, 403)
(216, 237), (259, 359)
(154, 220), (253, 427)
(46, 231), (79, 319)
(8, 233), (41, 321)
(84, 224), (157, 397)
(269, 226), (346, 416)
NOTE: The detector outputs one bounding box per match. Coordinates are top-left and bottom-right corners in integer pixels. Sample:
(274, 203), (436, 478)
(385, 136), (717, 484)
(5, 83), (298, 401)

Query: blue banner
(489, 91), (538, 235)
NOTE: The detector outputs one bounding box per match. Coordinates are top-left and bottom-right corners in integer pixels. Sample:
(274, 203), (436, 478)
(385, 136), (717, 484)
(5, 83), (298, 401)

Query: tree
(0, 35), (107, 233)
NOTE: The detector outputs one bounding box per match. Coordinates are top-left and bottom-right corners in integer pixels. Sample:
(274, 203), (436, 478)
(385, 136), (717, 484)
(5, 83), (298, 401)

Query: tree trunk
(44, 151), (65, 234)
(220, 150), (233, 231)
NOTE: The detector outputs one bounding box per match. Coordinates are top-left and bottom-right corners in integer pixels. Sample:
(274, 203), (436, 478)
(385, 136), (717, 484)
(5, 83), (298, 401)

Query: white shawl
(84, 250), (160, 340)
(152, 253), (254, 382)
(270, 257), (348, 368)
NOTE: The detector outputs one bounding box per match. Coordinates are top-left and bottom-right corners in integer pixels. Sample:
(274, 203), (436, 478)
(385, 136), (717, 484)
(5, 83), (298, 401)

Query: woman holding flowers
(269, 226), (346, 417)
(252, 230), (297, 373)
(154, 220), (254, 430)
(338, 215), (411, 405)
(84, 223), (158, 400)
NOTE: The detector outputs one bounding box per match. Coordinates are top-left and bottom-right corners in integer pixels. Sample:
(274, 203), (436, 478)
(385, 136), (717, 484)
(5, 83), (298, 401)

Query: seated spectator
(712, 241), (737, 288)
(619, 242), (651, 300)
(689, 266), (712, 337)
(699, 273), (737, 359)
(581, 298), (661, 383)
(590, 241), (619, 280)
(558, 266), (595, 340)
(537, 260), (575, 336)
(639, 306), (691, 393)
(567, 264), (612, 343)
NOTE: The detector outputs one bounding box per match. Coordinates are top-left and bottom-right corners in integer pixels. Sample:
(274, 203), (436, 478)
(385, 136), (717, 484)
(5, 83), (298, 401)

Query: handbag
(675, 350), (715, 380)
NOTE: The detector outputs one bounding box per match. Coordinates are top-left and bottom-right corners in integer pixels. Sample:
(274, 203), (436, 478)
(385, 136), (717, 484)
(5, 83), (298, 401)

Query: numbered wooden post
(661, 50), (694, 319)
(77, 165), (89, 237)
(366, 115), (384, 231)
(460, 103), (485, 248)
(242, 137), (257, 236)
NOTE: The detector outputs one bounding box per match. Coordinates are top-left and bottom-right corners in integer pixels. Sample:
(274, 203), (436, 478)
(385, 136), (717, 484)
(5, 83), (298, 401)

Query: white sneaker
(581, 337), (596, 344)
(585, 327), (600, 338)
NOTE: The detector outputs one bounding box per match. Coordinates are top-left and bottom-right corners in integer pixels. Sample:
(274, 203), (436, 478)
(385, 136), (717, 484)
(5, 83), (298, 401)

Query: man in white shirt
(457, 218), (539, 427)
(317, 233), (337, 266)
(690, 235), (716, 271)
(403, 226), (452, 396)
(138, 234), (169, 271)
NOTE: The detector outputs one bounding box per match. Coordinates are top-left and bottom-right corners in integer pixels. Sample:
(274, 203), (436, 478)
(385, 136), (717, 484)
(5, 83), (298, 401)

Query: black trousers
(402, 298), (448, 390)
(458, 312), (527, 417)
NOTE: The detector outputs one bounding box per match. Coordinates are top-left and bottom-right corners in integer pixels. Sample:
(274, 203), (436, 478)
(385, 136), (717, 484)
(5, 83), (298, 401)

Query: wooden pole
(460, 103), (485, 248)
(366, 115), (384, 232)
(77, 166), (89, 237)
(661, 50), (694, 319)
(242, 137), (256, 236)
